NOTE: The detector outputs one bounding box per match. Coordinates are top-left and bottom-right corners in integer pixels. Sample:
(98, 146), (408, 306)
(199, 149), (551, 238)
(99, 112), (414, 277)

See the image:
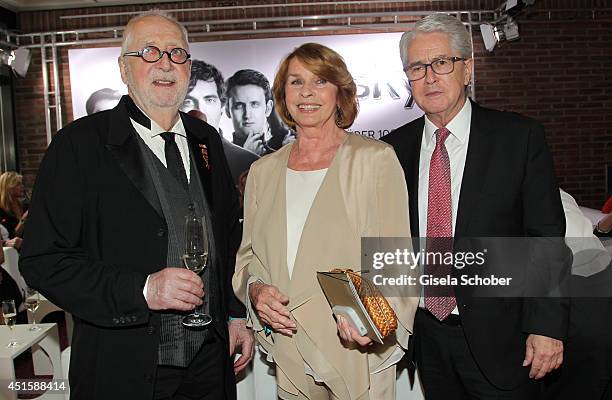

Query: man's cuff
(142, 275), (151, 302)
(596, 221), (612, 234)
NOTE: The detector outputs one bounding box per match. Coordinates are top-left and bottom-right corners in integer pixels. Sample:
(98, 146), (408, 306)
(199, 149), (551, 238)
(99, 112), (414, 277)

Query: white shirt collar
(423, 98), (472, 146)
(131, 102), (187, 139)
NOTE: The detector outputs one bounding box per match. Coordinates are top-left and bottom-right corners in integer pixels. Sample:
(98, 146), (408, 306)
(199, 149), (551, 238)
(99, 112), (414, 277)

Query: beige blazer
(233, 133), (418, 400)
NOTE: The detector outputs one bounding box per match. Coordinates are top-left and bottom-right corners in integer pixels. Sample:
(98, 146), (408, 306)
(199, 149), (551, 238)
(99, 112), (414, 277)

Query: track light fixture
(480, 17), (520, 52)
(0, 47), (31, 77)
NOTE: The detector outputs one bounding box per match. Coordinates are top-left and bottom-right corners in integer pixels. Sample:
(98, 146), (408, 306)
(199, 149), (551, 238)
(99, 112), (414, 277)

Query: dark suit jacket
(382, 100), (570, 390)
(19, 96), (244, 400)
(219, 133), (259, 185)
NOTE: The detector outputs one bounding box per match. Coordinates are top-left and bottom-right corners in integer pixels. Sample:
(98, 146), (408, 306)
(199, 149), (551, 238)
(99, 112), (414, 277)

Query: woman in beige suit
(233, 43), (418, 400)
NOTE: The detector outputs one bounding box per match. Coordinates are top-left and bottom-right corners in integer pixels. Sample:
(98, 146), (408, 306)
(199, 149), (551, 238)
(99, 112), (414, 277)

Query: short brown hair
(273, 43), (358, 130)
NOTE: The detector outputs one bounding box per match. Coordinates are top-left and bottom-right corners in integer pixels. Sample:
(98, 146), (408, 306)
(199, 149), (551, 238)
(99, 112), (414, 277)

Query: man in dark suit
(182, 60), (259, 186)
(382, 14), (569, 399)
(19, 10), (253, 400)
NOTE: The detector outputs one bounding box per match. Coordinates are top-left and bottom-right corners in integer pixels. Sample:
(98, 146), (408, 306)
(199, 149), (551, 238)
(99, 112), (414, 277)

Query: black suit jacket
(19, 96), (244, 400)
(219, 133), (259, 185)
(382, 100), (570, 390)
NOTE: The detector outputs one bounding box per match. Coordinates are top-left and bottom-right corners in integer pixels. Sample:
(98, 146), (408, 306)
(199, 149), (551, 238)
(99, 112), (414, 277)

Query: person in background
(0, 224), (8, 242)
(382, 13), (568, 400)
(233, 42), (418, 399)
(541, 189), (612, 399)
(595, 196), (612, 237)
(85, 87), (122, 115)
(20, 10), (253, 400)
(0, 172), (28, 241)
(183, 59), (259, 185)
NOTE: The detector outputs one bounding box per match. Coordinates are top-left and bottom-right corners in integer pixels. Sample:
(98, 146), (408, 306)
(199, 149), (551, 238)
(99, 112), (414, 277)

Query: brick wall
(472, 2), (612, 208)
(11, 0), (612, 208)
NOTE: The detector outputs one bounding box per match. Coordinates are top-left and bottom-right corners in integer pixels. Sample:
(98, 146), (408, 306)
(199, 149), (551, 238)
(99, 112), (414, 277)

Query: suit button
(157, 228), (166, 237)
(146, 326), (154, 335)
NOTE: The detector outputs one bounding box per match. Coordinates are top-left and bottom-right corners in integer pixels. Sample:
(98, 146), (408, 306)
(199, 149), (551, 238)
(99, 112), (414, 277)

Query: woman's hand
(249, 282), (296, 336)
(4, 237), (22, 250)
(336, 316), (372, 347)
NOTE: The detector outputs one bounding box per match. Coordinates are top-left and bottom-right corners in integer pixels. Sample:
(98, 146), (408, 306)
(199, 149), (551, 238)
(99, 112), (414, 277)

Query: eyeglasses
(123, 46), (191, 65)
(404, 57), (466, 82)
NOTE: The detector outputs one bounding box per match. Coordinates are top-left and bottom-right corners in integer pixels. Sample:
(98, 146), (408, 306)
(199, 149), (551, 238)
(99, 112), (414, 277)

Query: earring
(335, 107), (343, 127)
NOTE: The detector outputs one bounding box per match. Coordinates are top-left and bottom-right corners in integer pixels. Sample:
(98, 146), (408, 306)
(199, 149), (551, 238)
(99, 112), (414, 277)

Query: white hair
(121, 9), (189, 54)
(399, 13), (472, 68)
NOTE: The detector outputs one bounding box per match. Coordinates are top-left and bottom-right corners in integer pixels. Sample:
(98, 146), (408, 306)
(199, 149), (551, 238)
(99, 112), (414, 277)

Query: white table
(27, 294), (73, 375)
(0, 323), (66, 400)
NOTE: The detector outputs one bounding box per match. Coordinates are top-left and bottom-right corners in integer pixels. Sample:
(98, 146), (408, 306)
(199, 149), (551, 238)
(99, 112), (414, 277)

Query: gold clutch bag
(331, 268), (398, 339)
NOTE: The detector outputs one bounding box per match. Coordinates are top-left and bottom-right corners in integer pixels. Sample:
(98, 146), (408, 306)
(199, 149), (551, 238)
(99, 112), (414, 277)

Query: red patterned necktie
(425, 127), (456, 321)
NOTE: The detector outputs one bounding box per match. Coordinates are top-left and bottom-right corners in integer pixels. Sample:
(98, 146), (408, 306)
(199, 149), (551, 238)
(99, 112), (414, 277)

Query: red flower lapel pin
(198, 144), (210, 170)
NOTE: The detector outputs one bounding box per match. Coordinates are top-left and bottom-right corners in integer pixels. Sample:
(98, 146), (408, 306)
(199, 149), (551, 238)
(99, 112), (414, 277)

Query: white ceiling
(0, 0), (191, 12)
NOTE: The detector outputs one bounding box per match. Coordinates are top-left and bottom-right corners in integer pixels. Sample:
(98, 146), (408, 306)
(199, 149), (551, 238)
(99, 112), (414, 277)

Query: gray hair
(121, 9), (189, 54)
(399, 13), (472, 68)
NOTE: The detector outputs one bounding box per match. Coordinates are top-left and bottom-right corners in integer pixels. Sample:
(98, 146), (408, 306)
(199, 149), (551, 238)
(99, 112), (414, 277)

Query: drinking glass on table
(181, 204), (211, 327)
(2, 299), (19, 347)
(25, 287), (41, 331)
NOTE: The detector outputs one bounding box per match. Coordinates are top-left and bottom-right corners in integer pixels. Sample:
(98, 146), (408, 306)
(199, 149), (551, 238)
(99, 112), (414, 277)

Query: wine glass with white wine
(25, 288), (41, 331)
(2, 299), (19, 347)
(182, 204), (211, 327)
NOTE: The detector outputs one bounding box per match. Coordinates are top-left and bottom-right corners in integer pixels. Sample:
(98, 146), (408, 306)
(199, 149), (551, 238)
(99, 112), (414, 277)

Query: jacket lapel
(105, 97), (163, 218)
(404, 119), (424, 238)
(245, 145), (292, 300)
(455, 101), (492, 238)
(390, 118), (423, 237)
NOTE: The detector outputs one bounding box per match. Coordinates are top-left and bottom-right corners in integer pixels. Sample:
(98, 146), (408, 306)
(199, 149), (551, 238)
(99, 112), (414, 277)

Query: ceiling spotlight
(0, 47), (31, 77)
(480, 17), (520, 52)
(503, 17), (520, 42)
(480, 24), (499, 52)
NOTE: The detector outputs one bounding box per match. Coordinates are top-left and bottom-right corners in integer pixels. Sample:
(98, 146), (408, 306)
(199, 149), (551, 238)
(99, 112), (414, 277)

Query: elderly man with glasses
(20, 10), (253, 400)
(382, 13), (570, 400)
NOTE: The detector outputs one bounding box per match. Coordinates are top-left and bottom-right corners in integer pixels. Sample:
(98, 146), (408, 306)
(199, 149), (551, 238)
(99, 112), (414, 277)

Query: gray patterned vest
(138, 135), (216, 367)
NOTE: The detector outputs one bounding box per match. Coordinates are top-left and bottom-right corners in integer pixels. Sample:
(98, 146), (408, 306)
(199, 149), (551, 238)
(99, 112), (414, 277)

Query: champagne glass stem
(29, 311), (40, 331)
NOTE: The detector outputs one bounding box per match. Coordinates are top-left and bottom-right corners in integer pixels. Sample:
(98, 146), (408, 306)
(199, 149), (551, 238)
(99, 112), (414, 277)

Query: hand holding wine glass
(25, 287), (41, 331)
(182, 204), (211, 327)
(2, 299), (19, 347)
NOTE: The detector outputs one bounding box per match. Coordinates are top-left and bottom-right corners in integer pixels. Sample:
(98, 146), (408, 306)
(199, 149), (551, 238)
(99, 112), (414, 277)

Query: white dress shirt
(418, 98), (472, 313)
(129, 112), (191, 182)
